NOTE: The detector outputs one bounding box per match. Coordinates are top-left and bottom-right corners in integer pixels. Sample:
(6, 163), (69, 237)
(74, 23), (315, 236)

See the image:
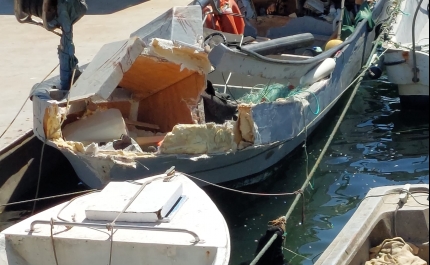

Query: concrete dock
(0, 0), (193, 153)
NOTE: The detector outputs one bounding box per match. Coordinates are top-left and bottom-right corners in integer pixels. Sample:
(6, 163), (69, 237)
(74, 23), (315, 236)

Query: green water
(206, 78), (429, 265)
(1, 78), (428, 265)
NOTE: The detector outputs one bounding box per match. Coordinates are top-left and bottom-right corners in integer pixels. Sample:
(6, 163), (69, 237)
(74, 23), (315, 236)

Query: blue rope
(306, 91), (321, 115)
(289, 88), (321, 116)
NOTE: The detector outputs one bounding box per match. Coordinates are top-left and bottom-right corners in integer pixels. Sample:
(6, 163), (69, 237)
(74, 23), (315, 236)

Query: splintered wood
(138, 72), (206, 133)
(234, 104), (255, 149)
(119, 55), (198, 100)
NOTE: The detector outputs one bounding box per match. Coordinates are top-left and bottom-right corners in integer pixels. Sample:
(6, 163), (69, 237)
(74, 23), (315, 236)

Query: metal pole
(30, 220), (202, 243)
(337, 0), (346, 39)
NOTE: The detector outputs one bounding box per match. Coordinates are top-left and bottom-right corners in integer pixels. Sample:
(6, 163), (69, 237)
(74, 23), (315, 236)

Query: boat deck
(1, 173), (230, 265)
(0, 0), (193, 153)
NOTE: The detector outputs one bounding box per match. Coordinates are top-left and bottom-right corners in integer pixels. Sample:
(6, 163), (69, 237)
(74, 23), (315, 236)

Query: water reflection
(1, 78), (428, 265)
(211, 78), (429, 265)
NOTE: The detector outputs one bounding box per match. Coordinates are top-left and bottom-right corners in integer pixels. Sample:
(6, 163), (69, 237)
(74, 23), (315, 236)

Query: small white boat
(316, 184), (429, 265)
(382, 0), (429, 109)
(0, 169), (231, 265)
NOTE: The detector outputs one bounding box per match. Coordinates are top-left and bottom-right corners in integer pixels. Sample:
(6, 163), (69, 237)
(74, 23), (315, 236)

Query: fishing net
(238, 83), (295, 104)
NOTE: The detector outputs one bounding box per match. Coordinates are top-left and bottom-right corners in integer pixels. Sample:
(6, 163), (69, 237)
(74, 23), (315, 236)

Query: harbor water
(1, 77), (429, 264)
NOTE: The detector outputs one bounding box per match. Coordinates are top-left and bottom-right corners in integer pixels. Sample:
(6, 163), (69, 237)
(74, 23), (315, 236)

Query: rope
(0, 190), (98, 207)
(0, 63), (59, 139)
(56, 190), (100, 222)
(283, 45), (388, 230)
(251, 20), (393, 265)
(108, 229), (115, 265)
(284, 247), (312, 262)
(32, 140), (46, 215)
(180, 172), (301, 196)
(107, 176), (165, 229)
(32, 64), (76, 215)
(50, 218), (60, 265)
(106, 171), (174, 265)
(60, 67), (77, 127)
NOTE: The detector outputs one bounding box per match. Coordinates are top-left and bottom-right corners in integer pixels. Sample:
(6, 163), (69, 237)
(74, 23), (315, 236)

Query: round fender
(300, 58), (337, 86)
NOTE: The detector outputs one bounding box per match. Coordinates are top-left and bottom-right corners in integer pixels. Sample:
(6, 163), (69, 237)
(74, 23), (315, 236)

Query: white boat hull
(383, 0), (429, 109)
(0, 173), (230, 265)
(316, 184), (429, 265)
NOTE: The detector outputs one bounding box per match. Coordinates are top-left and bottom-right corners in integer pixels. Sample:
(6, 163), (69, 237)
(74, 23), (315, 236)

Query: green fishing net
(341, 1), (375, 40)
(238, 83), (294, 104)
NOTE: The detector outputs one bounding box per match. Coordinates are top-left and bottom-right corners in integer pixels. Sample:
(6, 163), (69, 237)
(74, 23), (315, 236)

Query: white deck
(0, 0), (193, 152)
(0, 173), (230, 265)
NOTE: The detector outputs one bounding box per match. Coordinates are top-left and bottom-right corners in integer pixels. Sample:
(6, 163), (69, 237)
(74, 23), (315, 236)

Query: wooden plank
(118, 55), (196, 100)
(135, 136), (165, 146)
(137, 72), (206, 133)
(125, 119), (160, 130)
(69, 37), (145, 102)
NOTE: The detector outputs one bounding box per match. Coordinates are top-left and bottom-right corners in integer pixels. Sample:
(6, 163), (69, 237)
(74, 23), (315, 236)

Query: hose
(411, 0), (424, 83)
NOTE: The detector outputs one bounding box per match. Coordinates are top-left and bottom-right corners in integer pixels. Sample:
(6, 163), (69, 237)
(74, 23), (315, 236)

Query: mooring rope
(0, 190), (98, 207)
(250, 6), (399, 263)
(50, 218), (60, 265)
(32, 65), (78, 215)
(32, 139), (46, 215)
(180, 172), (302, 196)
(0, 63), (59, 140)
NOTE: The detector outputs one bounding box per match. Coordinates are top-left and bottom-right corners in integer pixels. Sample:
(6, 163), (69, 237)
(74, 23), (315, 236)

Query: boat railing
(29, 220), (202, 243)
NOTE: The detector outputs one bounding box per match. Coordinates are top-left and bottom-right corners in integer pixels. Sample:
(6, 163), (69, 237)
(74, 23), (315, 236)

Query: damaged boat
(30, 0), (392, 189)
(0, 169), (231, 265)
(315, 184), (429, 265)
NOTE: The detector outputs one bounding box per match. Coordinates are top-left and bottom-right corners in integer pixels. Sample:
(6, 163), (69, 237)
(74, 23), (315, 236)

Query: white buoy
(300, 58), (337, 86)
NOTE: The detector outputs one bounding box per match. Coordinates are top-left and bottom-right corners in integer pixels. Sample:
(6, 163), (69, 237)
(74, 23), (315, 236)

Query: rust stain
(402, 51), (409, 61)
(206, 250), (211, 259)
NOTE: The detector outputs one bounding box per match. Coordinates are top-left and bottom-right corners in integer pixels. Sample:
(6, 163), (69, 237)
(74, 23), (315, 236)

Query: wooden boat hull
(30, 0), (392, 189)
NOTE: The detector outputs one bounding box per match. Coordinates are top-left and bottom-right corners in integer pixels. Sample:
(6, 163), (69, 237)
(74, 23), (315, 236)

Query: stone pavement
(0, 0), (193, 152)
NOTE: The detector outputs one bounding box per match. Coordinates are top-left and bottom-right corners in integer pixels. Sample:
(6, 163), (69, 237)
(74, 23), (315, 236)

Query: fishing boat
(315, 184), (429, 265)
(27, 0), (394, 189)
(0, 169), (231, 265)
(379, 0), (429, 109)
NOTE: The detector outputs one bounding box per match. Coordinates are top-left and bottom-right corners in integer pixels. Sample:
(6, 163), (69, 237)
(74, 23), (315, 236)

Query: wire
(180, 172), (301, 196)
(283, 246), (312, 261)
(50, 218), (60, 265)
(32, 140), (46, 215)
(56, 190), (100, 222)
(31, 64), (76, 215)
(221, 72), (239, 103)
(0, 189), (98, 207)
(0, 63), (59, 139)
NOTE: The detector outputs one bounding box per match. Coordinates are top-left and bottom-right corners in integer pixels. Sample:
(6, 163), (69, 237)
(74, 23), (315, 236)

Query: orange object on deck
(204, 0), (245, 35)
